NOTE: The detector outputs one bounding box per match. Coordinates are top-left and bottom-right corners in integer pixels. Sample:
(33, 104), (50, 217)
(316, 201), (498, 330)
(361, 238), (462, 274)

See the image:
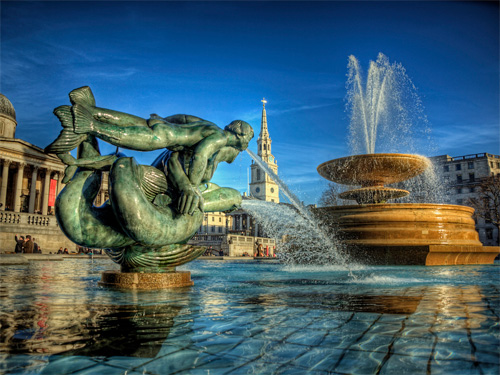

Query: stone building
(0, 93), (76, 253)
(189, 99), (279, 255)
(431, 152), (500, 246)
(249, 99), (279, 203)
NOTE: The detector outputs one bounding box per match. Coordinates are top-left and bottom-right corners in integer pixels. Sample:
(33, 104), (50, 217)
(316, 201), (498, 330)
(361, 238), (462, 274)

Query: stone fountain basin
(317, 153), (431, 186)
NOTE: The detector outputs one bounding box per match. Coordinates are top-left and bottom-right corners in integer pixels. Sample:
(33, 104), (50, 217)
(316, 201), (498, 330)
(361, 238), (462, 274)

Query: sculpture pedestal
(99, 270), (194, 289)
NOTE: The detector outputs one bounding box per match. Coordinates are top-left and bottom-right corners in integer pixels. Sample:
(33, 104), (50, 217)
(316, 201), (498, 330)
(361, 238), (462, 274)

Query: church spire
(258, 98), (272, 158)
(260, 98), (269, 139)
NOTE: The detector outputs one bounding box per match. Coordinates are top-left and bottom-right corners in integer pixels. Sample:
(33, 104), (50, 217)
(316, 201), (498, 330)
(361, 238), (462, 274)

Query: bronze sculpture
(45, 86), (253, 277)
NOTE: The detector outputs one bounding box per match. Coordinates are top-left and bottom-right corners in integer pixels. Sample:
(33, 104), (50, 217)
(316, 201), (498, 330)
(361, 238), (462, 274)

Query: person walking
(23, 235), (34, 254)
(14, 235), (24, 253)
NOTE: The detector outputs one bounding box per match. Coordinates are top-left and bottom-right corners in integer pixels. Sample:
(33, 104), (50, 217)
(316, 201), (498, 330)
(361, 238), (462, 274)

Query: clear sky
(1, 1), (498, 205)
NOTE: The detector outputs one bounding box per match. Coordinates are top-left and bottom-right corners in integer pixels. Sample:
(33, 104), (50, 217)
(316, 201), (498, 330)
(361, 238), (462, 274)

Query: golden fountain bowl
(317, 153), (431, 187)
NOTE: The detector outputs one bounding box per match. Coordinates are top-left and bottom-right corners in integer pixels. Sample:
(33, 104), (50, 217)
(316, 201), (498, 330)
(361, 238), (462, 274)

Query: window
(211, 226), (215, 232)
(255, 187), (260, 193)
(444, 165), (449, 172)
(468, 162), (474, 169)
(218, 227), (222, 233)
(491, 162), (495, 168)
(219, 217), (222, 222)
(486, 228), (493, 240)
(470, 187), (475, 193)
(469, 173), (475, 182)
(497, 162), (500, 169)
(456, 188), (462, 194)
(257, 169), (261, 181)
(457, 175), (462, 183)
(270, 188), (274, 193)
(455, 164), (461, 171)
(212, 217), (214, 222)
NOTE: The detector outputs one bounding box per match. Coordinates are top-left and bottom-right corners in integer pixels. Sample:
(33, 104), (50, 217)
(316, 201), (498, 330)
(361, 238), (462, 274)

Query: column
(55, 172), (61, 194)
(0, 160), (11, 210)
(100, 188), (105, 206)
(42, 168), (52, 215)
(28, 166), (39, 213)
(13, 163), (26, 212)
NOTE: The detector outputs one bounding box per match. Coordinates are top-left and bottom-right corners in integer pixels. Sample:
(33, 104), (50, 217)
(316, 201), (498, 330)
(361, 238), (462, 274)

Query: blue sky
(1, 1), (498, 204)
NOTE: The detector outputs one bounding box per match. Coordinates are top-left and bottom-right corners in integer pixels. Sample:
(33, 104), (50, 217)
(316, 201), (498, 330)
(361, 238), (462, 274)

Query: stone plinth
(316, 203), (500, 266)
(99, 270), (194, 289)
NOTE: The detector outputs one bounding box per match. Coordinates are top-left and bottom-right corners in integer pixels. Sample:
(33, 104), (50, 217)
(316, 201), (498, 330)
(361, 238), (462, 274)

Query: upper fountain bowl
(317, 153), (431, 187)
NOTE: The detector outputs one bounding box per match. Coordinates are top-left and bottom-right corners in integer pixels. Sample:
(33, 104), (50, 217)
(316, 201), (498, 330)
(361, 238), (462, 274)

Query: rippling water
(0, 258), (498, 374)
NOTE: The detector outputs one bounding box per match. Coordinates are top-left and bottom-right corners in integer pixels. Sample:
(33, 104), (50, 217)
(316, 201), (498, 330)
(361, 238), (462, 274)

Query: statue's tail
(45, 86), (96, 154)
(69, 86), (96, 106)
(72, 104), (95, 135)
(45, 106), (88, 154)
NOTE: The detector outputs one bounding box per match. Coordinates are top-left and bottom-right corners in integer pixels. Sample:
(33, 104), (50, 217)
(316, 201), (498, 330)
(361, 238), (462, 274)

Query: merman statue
(45, 86), (253, 280)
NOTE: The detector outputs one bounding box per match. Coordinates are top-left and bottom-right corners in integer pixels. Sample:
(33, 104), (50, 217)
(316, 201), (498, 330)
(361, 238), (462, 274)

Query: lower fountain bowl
(315, 203), (499, 266)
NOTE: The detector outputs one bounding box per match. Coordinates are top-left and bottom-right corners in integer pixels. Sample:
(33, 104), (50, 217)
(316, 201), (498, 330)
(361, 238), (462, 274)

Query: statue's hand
(178, 185), (204, 215)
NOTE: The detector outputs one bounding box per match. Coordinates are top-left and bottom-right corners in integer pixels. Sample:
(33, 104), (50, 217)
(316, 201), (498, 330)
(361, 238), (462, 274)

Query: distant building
(0, 93), (75, 252)
(249, 98), (279, 203)
(431, 152), (500, 246)
(189, 99), (279, 255)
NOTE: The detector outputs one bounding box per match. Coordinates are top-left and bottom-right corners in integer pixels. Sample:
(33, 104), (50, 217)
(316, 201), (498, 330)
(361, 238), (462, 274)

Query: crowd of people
(13, 236), (104, 255)
(14, 234), (41, 254)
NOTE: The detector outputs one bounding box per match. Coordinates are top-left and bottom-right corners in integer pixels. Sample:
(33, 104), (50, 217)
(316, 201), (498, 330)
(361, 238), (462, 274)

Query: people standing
(14, 235), (24, 253)
(23, 235), (34, 254)
(33, 238), (40, 253)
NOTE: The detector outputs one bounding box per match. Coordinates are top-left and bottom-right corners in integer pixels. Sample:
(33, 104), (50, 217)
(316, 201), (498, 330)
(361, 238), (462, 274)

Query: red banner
(48, 179), (57, 207)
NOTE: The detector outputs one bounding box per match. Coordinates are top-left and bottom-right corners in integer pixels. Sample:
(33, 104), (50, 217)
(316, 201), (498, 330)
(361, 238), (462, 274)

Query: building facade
(432, 152), (500, 246)
(0, 93), (76, 252)
(249, 99), (279, 203)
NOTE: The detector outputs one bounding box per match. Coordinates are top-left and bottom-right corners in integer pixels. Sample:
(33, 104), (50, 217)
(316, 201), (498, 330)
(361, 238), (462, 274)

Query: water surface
(1, 259), (498, 374)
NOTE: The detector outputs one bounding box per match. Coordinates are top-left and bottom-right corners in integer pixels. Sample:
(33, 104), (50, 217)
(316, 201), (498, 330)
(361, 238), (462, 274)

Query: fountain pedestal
(99, 270), (194, 289)
(317, 154), (499, 266)
(317, 203), (499, 266)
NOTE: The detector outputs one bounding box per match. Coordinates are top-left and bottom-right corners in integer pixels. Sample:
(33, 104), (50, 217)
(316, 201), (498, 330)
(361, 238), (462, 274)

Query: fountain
(44, 86), (253, 288)
(316, 54), (499, 266)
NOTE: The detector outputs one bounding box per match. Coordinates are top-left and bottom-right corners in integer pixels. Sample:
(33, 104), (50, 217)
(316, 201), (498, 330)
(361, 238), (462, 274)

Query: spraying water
(346, 53), (445, 203)
(346, 53), (431, 156)
(245, 149), (352, 270)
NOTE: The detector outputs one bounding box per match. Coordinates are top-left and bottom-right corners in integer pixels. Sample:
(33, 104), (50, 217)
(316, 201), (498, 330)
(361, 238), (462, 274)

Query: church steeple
(250, 98), (279, 203)
(258, 98), (272, 159)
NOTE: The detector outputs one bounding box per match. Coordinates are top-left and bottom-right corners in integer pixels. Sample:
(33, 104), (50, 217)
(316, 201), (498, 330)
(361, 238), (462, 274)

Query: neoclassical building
(0, 93), (75, 252)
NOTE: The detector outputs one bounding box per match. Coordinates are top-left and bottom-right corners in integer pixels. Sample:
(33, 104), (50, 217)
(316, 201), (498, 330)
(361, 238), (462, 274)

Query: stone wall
(0, 211), (76, 253)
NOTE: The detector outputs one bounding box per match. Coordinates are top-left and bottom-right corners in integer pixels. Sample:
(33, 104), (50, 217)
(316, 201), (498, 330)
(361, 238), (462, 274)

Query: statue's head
(225, 120), (254, 150)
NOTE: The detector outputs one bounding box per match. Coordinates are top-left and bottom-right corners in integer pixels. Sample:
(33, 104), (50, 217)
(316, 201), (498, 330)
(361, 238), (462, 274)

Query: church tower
(249, 99), (279, 203)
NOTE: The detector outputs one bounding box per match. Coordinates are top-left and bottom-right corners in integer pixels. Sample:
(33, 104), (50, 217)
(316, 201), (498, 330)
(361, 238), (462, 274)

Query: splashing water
(346, 53), (445, 203)
(245, 149), (352, 271)
(346, 53), (431, 156)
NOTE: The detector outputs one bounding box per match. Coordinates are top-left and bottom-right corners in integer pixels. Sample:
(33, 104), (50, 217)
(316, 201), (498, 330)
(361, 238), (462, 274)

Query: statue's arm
(167, 152), (204, 214)
(188, 134), (227, 187)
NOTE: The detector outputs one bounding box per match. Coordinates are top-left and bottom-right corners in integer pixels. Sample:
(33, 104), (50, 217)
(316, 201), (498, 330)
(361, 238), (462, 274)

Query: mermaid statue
(45, 86), (253, 275)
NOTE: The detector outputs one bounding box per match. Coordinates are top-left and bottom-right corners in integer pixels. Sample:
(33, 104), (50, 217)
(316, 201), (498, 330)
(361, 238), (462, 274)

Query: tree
(466, 175), (500, 245)
(319, 182), (346, 207)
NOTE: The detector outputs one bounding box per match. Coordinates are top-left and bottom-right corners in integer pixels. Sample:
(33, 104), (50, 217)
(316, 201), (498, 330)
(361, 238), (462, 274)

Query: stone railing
(0, 211), (58, 228)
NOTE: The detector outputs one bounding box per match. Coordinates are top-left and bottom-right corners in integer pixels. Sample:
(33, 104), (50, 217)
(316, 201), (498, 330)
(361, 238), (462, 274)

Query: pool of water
(0, 258), (498, 374)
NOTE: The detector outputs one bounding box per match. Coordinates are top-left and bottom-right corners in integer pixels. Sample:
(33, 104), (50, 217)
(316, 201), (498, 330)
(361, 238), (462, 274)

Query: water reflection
(0, 303), (182, 357)
(243, 293), (423, 315)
